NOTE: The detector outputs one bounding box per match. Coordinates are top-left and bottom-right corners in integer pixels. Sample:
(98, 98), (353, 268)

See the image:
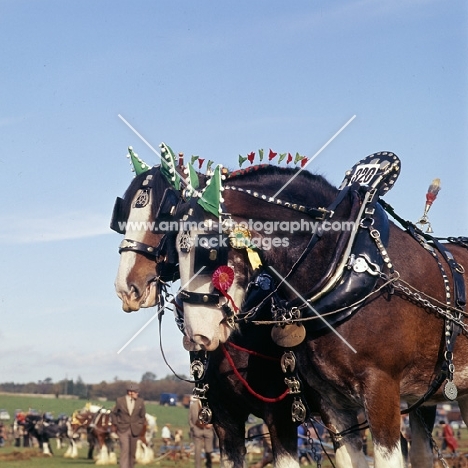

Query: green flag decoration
(160, 142), (182, 190)
(239, 155), (248, 167)
(294, 152), (305, 165)
(278, 152), (287, 163)
(198, 165), (225, 218)
(127, 147), (151, 175)
(207, 160), (214, 174)
(183, 163), (200, 199)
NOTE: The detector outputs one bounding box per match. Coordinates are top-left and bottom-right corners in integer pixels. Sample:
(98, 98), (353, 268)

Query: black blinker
(155, 188), (180, 220)
(194, 233), (229, 274)
(110, 197), (128, 234)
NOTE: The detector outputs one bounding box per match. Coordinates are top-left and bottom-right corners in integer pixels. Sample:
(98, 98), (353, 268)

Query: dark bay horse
(22, 413), (76, 457)
(176, 159), (468, 468)
(112, 156), (438, 468)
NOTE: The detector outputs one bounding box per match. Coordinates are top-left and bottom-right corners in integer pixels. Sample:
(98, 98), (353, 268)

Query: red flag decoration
(268, 149), (277, 161)
(286, 153), (293, 164)
(300, 157), (309, 167)
(197, 158), (205, 169)
(247, 151), (255, 164)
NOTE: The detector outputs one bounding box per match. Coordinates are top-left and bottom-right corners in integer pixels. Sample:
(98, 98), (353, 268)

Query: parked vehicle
(159, 393), (178, 406)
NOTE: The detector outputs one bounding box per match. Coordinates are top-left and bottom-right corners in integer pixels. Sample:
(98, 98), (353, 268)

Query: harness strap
(118, 235), (167, 259)
(178, 290), (221, 305)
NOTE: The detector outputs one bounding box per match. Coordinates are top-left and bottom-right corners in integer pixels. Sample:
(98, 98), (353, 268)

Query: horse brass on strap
(443, 380), (458, 400)
(198, 406), (213, 425)
(178, 232), (193, 253)
(280, 351), (296, 373)
(271, 324), (306, 347)
(291, 397), (307, 423)
(190, 359), (206, 380)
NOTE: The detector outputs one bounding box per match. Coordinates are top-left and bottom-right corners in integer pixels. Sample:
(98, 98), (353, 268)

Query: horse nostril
(130, 284), (140, 298)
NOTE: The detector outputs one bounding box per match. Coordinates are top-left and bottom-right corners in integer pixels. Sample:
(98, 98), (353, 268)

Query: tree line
(0, 372), (194, 402)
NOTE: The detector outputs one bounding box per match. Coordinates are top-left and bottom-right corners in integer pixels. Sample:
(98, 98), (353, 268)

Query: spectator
(161, 423), (172, 446)
(111, 383), (146, 468)
(189, 397), (215, 468)
(440, 420), (458, 454)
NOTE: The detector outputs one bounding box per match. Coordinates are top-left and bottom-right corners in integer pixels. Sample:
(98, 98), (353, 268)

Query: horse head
(176, 196), (251, 351)
(113, 165), (182, 312)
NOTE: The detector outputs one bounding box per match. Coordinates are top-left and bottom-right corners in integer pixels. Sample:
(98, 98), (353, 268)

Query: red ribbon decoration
(212, 266), (239, 312)
(212, 265), (234, 291)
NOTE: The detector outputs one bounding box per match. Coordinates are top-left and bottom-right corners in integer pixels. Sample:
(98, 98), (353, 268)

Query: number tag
(349, 163), (380, 186)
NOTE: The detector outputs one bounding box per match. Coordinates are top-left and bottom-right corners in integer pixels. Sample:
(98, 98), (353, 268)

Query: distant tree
(74, 376), (87, 399)
(141, 371), (157, 382)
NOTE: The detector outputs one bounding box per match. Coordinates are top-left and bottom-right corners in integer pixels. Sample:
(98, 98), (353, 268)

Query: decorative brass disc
(444, 380), (458, 401)
(271, 324), (306, 348)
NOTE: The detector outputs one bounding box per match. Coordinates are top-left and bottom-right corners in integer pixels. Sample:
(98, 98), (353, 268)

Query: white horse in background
(135, 413), (157, 465)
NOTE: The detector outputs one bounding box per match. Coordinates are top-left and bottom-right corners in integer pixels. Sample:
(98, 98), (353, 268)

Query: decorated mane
(225, 164), (339, 209)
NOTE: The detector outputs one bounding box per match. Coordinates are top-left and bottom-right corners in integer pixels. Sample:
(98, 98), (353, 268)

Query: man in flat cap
(111, 383), (146, 468)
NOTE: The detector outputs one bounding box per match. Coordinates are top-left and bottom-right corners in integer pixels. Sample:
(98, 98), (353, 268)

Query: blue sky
(0, 0), (466, 385)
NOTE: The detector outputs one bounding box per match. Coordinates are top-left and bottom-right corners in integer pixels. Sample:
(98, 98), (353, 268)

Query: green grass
(0, 393), (190, 429)
(2, 394), (468, 467)
(0, 393), (194, 467)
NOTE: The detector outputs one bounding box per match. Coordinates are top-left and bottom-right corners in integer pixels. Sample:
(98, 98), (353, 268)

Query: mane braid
(226, 165), (339, 207)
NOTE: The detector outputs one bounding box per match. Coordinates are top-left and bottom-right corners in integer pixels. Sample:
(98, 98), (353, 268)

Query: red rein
(221, 343), (290, 403)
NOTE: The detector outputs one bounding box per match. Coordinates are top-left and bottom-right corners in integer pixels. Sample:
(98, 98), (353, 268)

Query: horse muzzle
(117, 282), (158, 312)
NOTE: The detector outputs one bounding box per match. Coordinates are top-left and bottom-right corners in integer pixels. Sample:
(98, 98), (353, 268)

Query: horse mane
(227, 165), (339, 206)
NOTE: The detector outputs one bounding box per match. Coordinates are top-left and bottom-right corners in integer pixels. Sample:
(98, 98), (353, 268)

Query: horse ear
(127, 147), (151, 175)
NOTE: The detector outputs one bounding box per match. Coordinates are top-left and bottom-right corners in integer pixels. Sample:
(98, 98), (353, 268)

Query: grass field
(1, 394), (468, 467)
(0, 393), (197, 468)
(0, 393), (191, 428)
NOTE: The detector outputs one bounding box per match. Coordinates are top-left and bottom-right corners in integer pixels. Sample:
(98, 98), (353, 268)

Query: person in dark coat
(111, 383), (146, 468)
